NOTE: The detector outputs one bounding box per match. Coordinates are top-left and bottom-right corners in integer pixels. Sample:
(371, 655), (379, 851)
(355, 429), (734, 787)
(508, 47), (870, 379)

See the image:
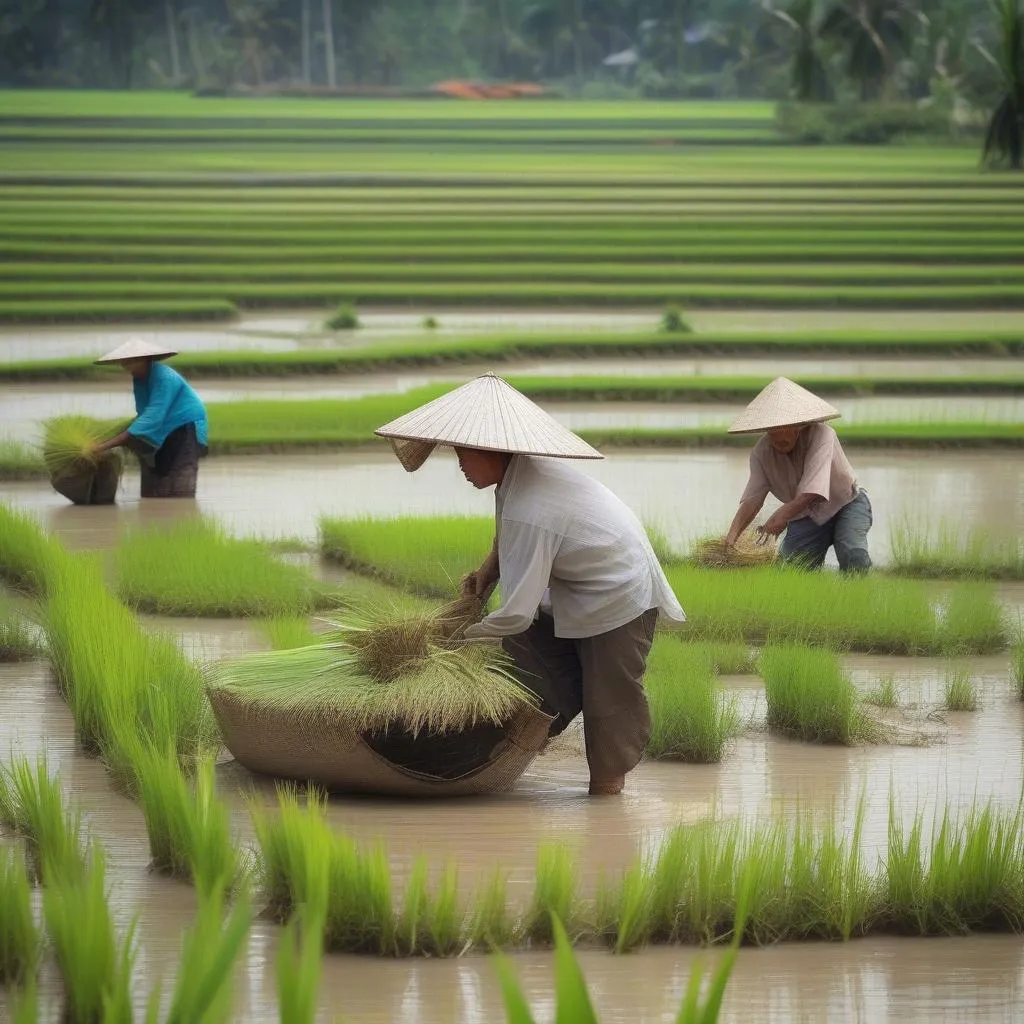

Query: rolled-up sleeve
(463, 520), (559, 639)
(739, 449), (771, 507)
(128, 369), (179, 445)
(797, 427), (834, 501)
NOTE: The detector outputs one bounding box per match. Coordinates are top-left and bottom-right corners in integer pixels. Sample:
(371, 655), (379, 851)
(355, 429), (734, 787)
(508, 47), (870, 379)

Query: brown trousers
(501, 608), (658, 780)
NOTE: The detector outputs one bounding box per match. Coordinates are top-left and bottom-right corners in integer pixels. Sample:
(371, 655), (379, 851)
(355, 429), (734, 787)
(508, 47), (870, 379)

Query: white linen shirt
(463, 456), (685, 641)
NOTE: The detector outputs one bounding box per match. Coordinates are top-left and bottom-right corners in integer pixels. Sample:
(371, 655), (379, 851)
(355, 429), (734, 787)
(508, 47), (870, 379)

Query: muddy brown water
(3, 448), (1021, 570)
(4, 383), (1024, 445)
(2, 308), (1024, 361)
(2, 648), (1023, 1021)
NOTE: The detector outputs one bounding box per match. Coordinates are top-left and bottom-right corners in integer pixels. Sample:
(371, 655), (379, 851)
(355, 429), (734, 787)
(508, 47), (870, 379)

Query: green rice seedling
(262, 616), (318, 651)
(759, 645), (875, 745)
(41, 548), (219, 780)
(668, 563), (1007, 655)
(319, 515), (493, 597)
(158, 886), (252, 1024)
(939, 583), (1008, 656)
(689, 641), (757, 675)
(523, 844), (581, 945)
(890, 521), (1024, 579)
(884, 800), (1024, 935)
(133, 748), (241, 897)
(252, 786), (395, 955)
(325, 302), (360, 330)
(645, 636), (741, 762)
(44, 847), (135, 1024)
(0, 503), (61, 596)
(41, 413), (123, 479)
(466, 868), (518, 951)
(942, 667), (979, 712)
(211, 606), (534, 739)
(0, 599), (40, 662)
(607, 861), (654, 953)
(9, 982), (39, 1024)
(396, 859), (463, 956)
(422, 315), (439, 329)
(116, 518), (329, 618)
(275, 837), (328, 1024)
(1, 757), (85, 884)
(0, 439), (46, 480)
(865, 675), (900, 708)
(659, 303), (692, 333)
(0, 845), (41, 986)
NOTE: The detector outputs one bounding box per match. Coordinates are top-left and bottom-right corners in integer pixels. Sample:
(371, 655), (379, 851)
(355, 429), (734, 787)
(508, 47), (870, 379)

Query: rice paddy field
(2, 91), (1024, 1022)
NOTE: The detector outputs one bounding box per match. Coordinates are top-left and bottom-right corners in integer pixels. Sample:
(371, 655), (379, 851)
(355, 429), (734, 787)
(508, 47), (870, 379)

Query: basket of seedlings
(692, 529), (778, 568)
(43, 416), (124, 506)
(207, 587), (553, 796)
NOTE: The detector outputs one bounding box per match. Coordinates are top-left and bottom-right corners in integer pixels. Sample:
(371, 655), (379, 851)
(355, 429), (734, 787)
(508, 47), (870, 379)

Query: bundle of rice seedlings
(42, 416), (124, 505)
(691, 530), (777, 569)
(211, 593), (535, 738)
(0, 846), (41, 987)
(0, 599), (40, 663)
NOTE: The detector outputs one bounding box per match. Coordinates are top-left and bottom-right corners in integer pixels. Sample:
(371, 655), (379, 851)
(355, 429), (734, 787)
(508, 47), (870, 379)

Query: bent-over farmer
(93, 340), (208, 499)
(725, 376), (872, 571)
(375, 373), (684, 796)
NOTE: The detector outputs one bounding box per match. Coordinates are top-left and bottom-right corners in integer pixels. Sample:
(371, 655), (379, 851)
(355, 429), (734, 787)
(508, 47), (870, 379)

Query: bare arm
(94, 430), (132, 454)
(760, 493), (820, 536)
(725, 499), (763, 546)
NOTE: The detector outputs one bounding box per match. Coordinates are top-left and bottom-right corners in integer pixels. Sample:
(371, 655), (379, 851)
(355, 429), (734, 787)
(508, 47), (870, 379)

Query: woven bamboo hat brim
(94, 339), (178, 364)
(728, 377), (840, 435)
(375, 373), (603, 471)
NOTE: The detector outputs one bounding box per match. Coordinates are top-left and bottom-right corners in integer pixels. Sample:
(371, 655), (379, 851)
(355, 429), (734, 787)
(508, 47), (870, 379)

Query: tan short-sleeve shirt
(740, 423), (858, 526)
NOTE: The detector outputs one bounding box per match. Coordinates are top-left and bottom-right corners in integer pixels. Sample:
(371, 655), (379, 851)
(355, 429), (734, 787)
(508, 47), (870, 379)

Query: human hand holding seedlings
(464, 538), (500, 598)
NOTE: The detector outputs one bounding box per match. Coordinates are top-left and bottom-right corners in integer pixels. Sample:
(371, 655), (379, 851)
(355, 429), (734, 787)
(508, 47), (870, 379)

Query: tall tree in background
(301, 0), (311, 82)
(89, 0), (144, 87)
(980, 0), (1024, 166)
(821, 0), (912, 98)
(322, 0), (336, 86)
(164, 0), (182, 81)
(770, 0), (831, 99)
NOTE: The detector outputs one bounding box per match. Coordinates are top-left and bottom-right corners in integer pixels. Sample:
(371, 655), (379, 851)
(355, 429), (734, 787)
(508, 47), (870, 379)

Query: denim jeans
(780, 489), (873, 572)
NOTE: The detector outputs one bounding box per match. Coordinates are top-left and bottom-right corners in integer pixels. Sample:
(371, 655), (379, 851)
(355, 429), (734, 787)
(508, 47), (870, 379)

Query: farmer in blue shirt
(94, 340), (208, 498)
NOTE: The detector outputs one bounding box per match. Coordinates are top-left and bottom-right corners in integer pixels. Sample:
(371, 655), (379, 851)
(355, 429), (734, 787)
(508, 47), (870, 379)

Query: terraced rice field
(2, 93), (1023, 1023)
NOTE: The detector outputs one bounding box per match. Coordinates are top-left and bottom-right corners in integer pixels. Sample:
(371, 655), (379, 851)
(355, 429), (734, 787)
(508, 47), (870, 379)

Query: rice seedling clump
(116, 517), (331, 618)
(690, 530), (777, 569)
(0, 599), (40, 662)
(0, 846), (41, 987)
(211, 598), (535, 737)
(759, 644), (878, 745)
(644, 636), (741, 762)
(42, 415), (124, 505)
(0, 503), (63, 596)
(942, 667), (979, 712)
(890, 521), (1024, 579)
(1013, 638), (1024, 700)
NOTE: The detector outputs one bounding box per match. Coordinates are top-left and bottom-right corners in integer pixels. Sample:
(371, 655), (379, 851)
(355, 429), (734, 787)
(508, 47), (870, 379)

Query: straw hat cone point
(375, 372), (603, 471)
(728, 377), (840, 435)
(94, 339), (178, 365)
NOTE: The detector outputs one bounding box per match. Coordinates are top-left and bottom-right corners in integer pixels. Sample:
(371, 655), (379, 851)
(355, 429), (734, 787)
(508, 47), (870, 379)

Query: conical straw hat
(728, 377), (840, 435)
(94, 339), (178, 364)
(375, 373), (603, 472)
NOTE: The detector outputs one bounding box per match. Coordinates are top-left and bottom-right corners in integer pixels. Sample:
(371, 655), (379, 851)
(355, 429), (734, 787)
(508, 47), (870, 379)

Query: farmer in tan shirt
(724, 377), (872, 571)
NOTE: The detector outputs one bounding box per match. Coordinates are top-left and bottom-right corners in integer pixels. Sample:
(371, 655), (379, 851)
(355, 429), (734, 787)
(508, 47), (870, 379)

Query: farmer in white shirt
(376, 373), (685, 797)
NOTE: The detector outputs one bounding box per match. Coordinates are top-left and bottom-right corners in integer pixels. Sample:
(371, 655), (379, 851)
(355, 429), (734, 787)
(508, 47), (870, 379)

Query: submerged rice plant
(116, 518), (330, 617)
(865, 675), (900, 708)
(252, 786), (395, 955)
(884, 800), (1024, 935)
(276, 893), (326, 1024)
(467, 868), (518, 951)
(523, 844), (582, 945)
(759, 645), (877, 745)
(396, 859), (463, 957)
(890, 521), (1024, 579)
(0, 757), (85, 884)
(1013, 638), (1024, 700)
(43, 847), (134, 1024)
(942, 667), (979, 712)
(0, 599), (40, 662)
(133, 748), (242, 896)
(158, 886), (252, 1024)
(645, 636), (741, 762)
(211, 603), (535, 737)
(0, 845), (41, 986)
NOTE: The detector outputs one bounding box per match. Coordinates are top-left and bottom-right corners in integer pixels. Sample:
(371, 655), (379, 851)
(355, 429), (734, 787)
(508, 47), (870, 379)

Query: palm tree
(769, 0), (831, 100)
(980, 0), (1024, 167)
(821, 0), (912, 100)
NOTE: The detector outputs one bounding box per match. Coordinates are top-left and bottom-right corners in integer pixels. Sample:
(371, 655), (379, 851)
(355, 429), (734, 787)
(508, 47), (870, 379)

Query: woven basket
(207, 687), (553, 797)
(49, 456), (122, 506)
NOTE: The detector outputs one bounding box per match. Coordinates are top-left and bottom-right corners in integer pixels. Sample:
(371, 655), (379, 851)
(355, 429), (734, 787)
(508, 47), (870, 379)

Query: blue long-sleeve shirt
(129, 362), (208, 450)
